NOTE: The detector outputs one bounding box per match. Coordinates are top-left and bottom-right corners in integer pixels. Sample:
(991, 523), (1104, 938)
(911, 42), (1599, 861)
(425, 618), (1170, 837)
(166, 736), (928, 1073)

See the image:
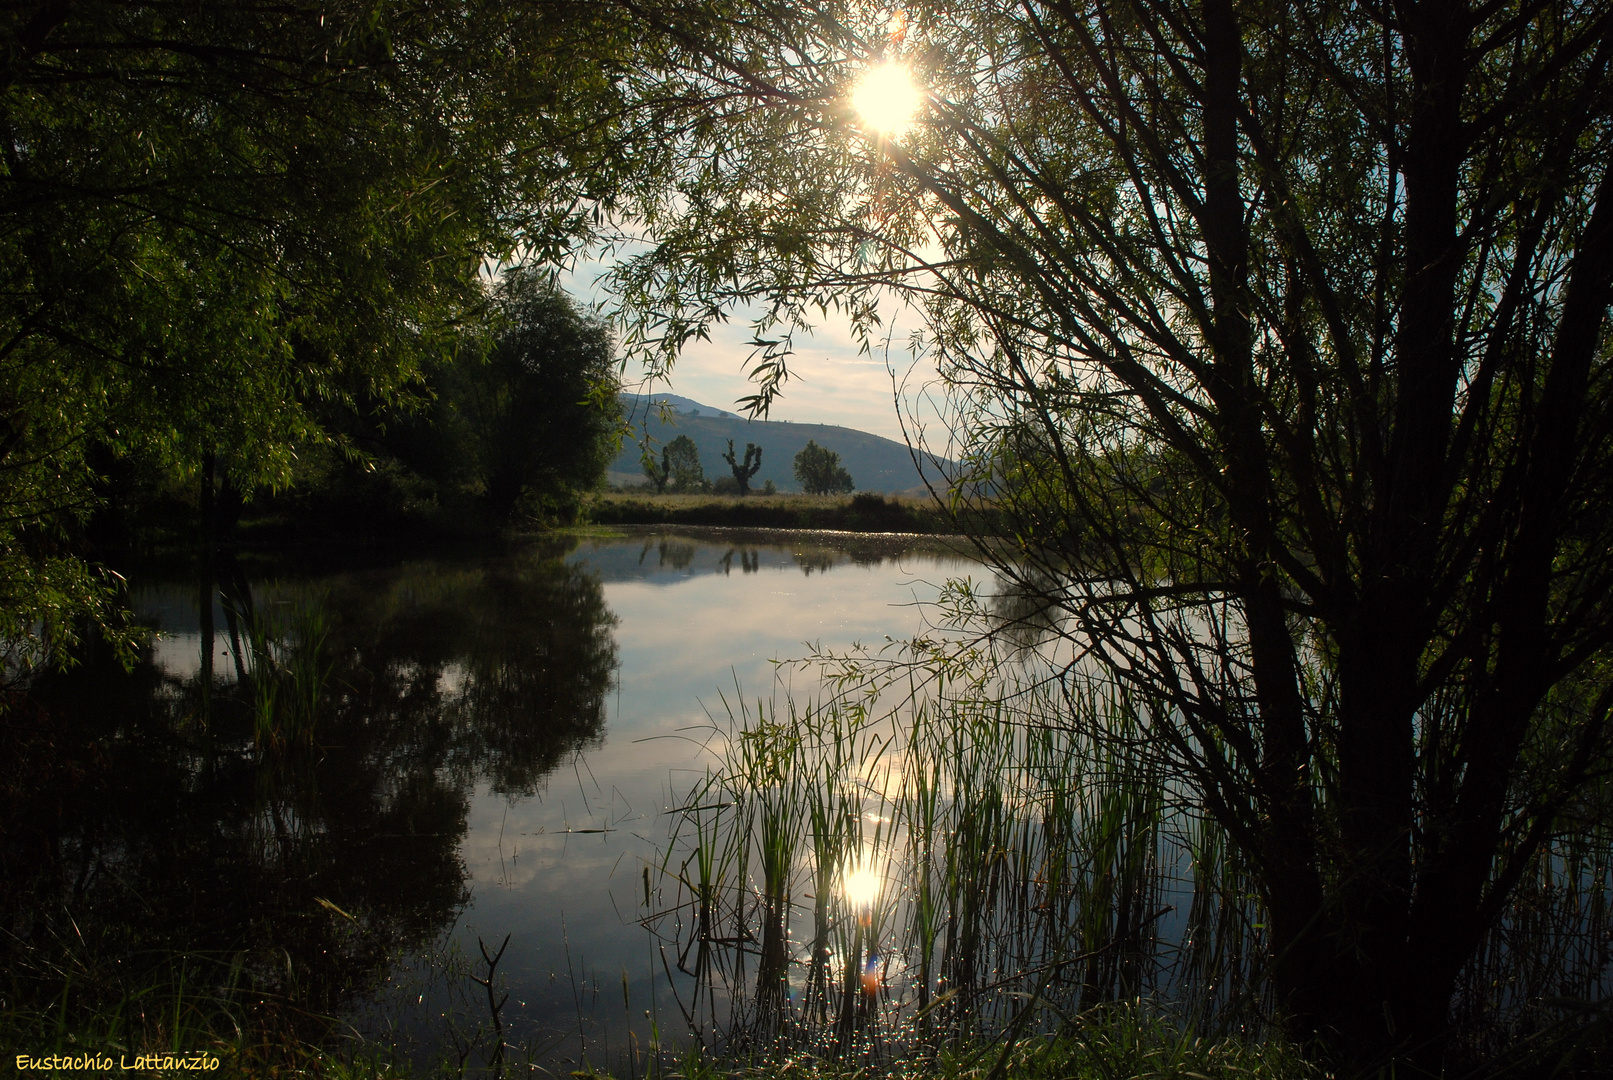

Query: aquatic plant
(239, 598), (334, 753)
(648, 670), (1219, 1057)
(645, 635), (1613, 1073)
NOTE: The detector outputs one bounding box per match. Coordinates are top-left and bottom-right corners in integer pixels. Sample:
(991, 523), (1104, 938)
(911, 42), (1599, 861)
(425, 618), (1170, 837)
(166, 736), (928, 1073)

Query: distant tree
(642, 446), (672, 494)
(793, 441), (853, 495)
(664, 435), (706, 492)
(452, 270), (620, 525)
(722, 440), (763, 495)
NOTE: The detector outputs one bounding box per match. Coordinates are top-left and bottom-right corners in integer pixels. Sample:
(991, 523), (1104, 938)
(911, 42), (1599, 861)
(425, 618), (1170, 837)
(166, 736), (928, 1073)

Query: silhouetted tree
(722, 439), (763, 495)
(0, 0), (631, 665)
(452, 271), (620, 525)
(590, 2), (1613, 1071)
(664, 435), (706, 492)
(642, 446), (672, 493)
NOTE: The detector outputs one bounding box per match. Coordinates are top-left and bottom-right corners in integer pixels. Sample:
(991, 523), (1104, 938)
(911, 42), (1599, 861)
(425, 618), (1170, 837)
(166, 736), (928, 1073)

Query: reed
(644, 649), (1613, 1073)
(647, 667), (1216, 1058)
(238, 598), (334, 753)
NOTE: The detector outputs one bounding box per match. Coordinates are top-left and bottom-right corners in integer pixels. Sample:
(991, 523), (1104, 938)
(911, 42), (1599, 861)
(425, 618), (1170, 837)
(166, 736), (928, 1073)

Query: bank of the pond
(629, 1016), (1326, 1080)
(585, 490), (999, 535)
(113, 491), (995, 554)
(11, 993), (1609, 1079)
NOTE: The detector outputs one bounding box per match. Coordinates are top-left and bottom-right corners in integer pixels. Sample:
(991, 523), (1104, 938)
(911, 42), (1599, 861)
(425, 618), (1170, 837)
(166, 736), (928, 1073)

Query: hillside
(612, 394), (939, 494)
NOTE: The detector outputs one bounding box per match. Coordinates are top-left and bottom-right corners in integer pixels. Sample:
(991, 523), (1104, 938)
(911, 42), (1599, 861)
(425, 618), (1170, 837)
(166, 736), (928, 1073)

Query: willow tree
(598, 0), (1613, 1070)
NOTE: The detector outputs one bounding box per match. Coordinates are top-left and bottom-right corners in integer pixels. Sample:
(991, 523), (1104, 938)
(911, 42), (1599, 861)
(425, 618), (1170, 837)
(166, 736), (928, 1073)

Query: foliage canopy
(450, 272), (621, 525)
(586, 0), (1613, 1070)
(0, 0), (631, 671)
(663, 434), (707, 493)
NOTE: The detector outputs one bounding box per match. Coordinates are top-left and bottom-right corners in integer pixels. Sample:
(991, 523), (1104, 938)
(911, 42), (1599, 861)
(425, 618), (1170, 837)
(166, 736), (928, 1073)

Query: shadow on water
(1, 539), (618, 1066)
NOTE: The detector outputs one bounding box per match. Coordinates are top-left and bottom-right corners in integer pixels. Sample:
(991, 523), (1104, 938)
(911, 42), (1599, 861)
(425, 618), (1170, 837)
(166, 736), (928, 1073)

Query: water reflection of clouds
(605, 571), (929, 730)
(438, 660), (469, 696)
(459, 536), (969, 985)
(148, 631), (242, 683)
(63, 534), (979, 1066)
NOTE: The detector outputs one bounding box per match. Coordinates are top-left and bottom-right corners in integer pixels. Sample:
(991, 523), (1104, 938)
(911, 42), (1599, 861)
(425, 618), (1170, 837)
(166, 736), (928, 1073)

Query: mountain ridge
(610, 393), (937, 494)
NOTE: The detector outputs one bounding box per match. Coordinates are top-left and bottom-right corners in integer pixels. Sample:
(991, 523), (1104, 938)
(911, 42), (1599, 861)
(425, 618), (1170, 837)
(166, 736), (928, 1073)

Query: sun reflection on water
(841, 850), (885, 909)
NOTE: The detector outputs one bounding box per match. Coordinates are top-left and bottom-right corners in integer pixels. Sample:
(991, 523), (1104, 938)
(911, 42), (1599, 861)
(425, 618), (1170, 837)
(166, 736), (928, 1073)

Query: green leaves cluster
(639, 433), (706, 494)
(447, 272), (622, 525)
(666, 435), (707, 492)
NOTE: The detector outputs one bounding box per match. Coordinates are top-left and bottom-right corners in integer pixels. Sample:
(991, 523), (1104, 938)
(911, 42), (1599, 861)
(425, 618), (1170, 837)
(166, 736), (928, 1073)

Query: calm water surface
(39, 529), (976, 1068)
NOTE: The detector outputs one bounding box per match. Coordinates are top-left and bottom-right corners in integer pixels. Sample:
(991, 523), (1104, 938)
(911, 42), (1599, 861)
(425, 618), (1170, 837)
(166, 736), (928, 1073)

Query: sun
(851, 61), (921, 138)
(841, 852), (884, 908)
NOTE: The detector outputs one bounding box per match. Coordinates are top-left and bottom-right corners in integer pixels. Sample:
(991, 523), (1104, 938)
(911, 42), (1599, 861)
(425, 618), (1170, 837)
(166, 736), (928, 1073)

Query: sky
(542, 51), (947, 447)
(561, 251), (932, 445)
(548, 46), (940, 446)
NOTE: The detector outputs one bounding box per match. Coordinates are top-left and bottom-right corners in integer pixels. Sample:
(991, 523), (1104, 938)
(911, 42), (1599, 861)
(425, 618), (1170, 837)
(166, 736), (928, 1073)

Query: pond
(16, 528), (979, 1072)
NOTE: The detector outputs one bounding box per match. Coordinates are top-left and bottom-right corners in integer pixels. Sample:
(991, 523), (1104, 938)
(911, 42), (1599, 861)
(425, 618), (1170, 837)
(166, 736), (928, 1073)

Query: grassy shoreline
(584, 490), (995, 535)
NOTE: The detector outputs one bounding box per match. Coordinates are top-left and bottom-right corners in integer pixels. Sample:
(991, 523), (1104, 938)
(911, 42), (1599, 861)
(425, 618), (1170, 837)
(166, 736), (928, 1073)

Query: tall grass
(618, 1003), (1323, 1080)
(644, 647), (1613, 1073)
(0, 925), (344, 1076)
(645, 668), (1266, 1063)
(236, 599), (334, 753)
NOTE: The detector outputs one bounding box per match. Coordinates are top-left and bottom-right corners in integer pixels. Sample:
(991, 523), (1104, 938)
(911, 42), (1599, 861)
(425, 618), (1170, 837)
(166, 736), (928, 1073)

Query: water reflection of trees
(793, 549), (837, 575)
(641, 538), (698, 570)
(5, 545), (618, 1051)
(327, 555), (618, 796)
(989, 568), (1066, 654)
(719, 548), (761, 575)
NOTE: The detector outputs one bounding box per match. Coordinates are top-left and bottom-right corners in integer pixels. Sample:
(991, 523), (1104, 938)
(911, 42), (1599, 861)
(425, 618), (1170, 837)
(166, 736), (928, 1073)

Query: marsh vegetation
(644, 613), (1613, 1077)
